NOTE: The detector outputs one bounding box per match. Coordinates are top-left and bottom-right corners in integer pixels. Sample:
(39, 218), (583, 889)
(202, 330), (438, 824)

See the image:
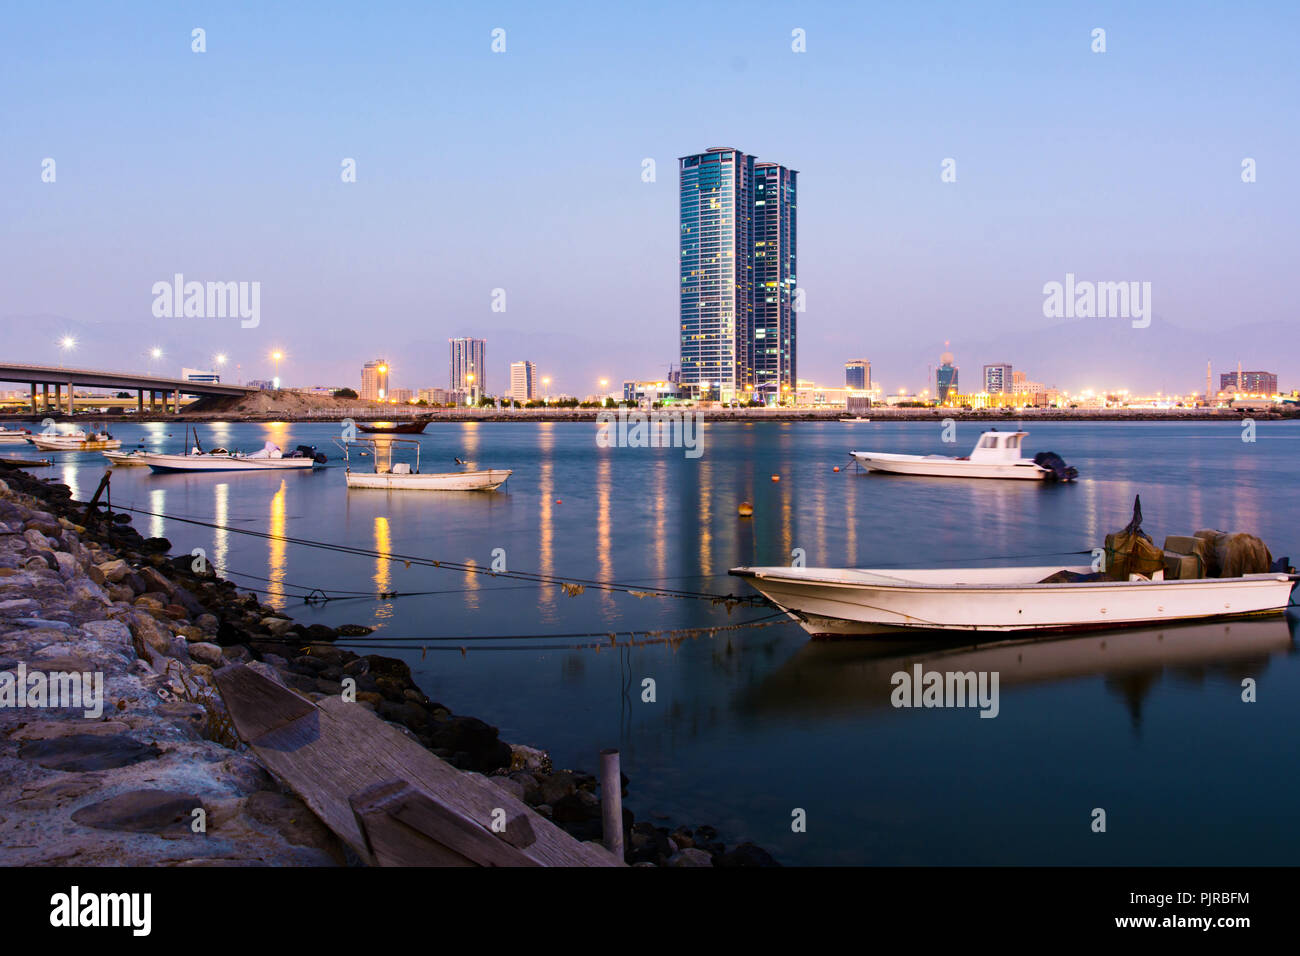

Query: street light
(541, 376), (551, 404)
(271, 350), (283, 389)
(58, 336), (75, 368)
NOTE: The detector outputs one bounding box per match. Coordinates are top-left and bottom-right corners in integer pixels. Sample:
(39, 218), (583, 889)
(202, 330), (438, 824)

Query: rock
(70, 790), (201, 834)
(18, 734), (163, 772)
(336, 623), (373, 637)
(539, 770), (578, 805)
(715, 842), (781, 867)
(668, 848), (714, 867)
(133, 593), (166, 610)
(509, 744), (553, 774)
(128, 612), (172, 654)
(489, 776), (527, 801)
(139, 566), (176, 596)
(670, 826), (695, 849)
(260, 616), (294, 636)
(195, 613), (219, 633)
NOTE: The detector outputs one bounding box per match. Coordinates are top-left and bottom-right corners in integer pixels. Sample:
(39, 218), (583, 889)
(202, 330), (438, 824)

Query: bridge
(0, 362), (255, 416)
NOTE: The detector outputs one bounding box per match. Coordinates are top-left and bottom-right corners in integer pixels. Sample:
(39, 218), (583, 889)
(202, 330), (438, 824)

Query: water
(30, 418), (1300, 864)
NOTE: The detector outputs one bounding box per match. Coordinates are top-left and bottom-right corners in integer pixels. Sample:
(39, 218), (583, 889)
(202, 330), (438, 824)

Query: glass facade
(936, 364), (959, 402)
(679, 148), (755, 400)
(845, 360), (869, 390)
(752, 163), (797, 400)
(449, 338), (486, 399)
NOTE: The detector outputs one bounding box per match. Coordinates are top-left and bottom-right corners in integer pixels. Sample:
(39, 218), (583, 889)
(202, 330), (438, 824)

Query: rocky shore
(0, 463), (776, 867)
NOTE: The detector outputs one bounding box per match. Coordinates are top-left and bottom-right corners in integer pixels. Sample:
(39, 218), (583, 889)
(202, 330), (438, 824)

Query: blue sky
(2, 1), (1296, 394)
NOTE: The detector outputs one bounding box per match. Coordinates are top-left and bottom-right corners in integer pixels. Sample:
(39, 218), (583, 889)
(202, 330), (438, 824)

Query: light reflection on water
(33, 418), (1300, 864)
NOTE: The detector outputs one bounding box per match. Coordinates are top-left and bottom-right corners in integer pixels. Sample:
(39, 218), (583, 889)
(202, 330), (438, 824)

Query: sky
(2, 0), (1297, 396)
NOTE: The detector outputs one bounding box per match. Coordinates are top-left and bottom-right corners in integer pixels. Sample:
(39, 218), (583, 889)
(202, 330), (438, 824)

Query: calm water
(25, 418), (1300, 865)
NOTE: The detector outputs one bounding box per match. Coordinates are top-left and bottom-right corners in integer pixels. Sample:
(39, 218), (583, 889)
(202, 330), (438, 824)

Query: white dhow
(339, 438), (511, 491)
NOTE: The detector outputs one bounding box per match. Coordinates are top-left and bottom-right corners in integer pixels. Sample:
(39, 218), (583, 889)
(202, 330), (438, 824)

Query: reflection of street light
(466, 372), (475, 406)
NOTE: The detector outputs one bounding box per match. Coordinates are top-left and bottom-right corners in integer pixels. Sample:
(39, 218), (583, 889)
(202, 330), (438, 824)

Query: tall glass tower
(679, 147), (755, 401)
(752, 162), (797, 401)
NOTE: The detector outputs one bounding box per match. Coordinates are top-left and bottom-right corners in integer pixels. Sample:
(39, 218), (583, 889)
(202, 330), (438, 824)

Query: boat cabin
(337, 437), (423, 475)
(967, 430), (1028, 463)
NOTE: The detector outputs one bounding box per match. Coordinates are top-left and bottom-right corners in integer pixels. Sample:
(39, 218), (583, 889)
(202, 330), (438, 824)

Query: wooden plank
(214, 665), (317, 741)
(214, 665), (621, 867)
(351, 779), (539, 867)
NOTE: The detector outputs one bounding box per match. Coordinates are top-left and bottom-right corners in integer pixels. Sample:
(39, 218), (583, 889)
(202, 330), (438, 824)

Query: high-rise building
(983, 363), (1012, 394)
(752, 162), (798, 399)
(1219, 370), (1277, 395)
(845, 360), (870, 390)
(679, 147), (755, 401)
(510, 361), (536, 401)
(449, 338), (486, 400)
(936, 350), (959, 402)
(360, 359), (389, 401)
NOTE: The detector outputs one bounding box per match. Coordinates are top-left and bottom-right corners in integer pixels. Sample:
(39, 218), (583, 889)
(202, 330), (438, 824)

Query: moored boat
(0, 427), (33, 445)
(729, 563), (1297, 637)
(102, 449), (152, 466)
(851, 429), (1076, 481)
(136, 430), (325, 473)
(357, 420), (430, 434)
(339, 438), (511, 491)
(28, 430), (122, 451)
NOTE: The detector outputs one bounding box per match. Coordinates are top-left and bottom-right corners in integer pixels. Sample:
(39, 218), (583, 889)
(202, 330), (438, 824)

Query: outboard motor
(1034, 451), (1078, 482)
(295, 444), (326, 463)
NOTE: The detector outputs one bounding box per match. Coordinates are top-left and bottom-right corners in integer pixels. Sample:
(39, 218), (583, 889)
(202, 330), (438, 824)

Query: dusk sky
(3, 1), (1296, 395)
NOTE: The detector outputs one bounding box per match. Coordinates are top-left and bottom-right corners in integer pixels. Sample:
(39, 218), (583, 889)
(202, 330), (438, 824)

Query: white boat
(0, 427), (33, 445)
(838, 417), (871, 423)
(850, 429), (1076, 481)
(730, 564), (1297, 637)
(28, 430), (122, 451)
(339, 438), (511, 491)
(102, 449), (152, 466)
(138, 435), (323, 473)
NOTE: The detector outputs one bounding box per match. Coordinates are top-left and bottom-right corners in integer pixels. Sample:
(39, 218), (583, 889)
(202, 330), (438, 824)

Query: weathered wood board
(215, 664), (621, 867)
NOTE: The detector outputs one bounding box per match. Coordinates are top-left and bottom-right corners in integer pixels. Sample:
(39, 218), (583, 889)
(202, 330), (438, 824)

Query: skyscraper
(449, 338), (486, 401)
(679, 147), (755, 401)
(983, 363), (1012, 394)
(360, 359), (389, 401)
(936, 350), (959, 402)
(752, 162), (798, 399)
(510, 361), (536, 401)
(845, 360), (870, 390)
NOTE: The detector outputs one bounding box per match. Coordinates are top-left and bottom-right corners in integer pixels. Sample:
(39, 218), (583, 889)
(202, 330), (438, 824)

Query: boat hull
(102, 451), (151, 466)
(851, 452), (1047, 480)
(345, 469), (511, 491)
(0, 433), (31, 444)
(29, 437), (123, 451)
(731, 566), (1296, 637)
(139, 453), (316, 472)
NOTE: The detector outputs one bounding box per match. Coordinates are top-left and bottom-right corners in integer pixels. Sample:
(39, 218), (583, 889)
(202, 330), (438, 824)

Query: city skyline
(3, 2), (1297, 395)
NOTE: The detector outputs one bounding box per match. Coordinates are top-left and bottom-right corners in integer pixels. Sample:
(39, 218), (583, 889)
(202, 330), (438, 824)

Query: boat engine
(295, 444), (328, 463)
(1033, 451), (1078, 482)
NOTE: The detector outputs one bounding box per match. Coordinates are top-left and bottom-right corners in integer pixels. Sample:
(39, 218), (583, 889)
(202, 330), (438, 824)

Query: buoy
(832, 466), (840, 472)
(771, 475), (780, 482)
(556, 499), (562, 504)
(738, 502), (753, 517)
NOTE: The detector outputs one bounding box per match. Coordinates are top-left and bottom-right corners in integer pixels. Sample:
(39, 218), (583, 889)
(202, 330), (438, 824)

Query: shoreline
(2, 406), (1292, 425)
(0, 463), (776, 867)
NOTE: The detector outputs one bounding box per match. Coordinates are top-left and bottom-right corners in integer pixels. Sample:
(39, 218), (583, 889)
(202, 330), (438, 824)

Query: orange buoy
(556, 499), (562, 504)
(738, 501), (753, 517)
(771, 475), (780, 482)
(832, 466), (840, 472)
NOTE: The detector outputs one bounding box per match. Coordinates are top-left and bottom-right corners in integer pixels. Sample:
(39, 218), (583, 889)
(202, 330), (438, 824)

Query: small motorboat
(0, 427), (33, 445)
(137, 428), (325, 472)
(338, 438), (510, 491)
(28, 430), (122, 451)
(838, 417), (871, 423)
(102, 449), (152, 466)
(730, 564), (1297, 637)
(0, 455), (52, 467)
(851, 429), (1076, 481)
(357, 420), (429, 434)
